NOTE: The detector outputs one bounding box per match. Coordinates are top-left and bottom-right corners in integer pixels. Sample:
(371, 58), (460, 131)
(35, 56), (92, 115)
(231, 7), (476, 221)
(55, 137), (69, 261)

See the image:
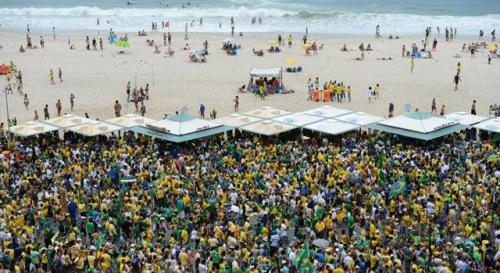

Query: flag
(389, 177), (407, 198)
(295, 242), (310, 265)
(299, 262), (314, 273)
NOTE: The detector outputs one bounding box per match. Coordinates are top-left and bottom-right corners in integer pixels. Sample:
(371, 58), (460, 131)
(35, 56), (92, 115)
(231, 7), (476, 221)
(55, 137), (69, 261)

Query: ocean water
(1, 0), (500, 34)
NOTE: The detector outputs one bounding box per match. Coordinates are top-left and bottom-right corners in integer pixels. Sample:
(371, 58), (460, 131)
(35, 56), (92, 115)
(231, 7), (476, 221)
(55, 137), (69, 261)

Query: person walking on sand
(126, 81), (131, 101)
(70, 93), (75, 111)
(233, 96), (239, 112)
(43, 104), (50, 120)
(431, 98), (436, 114)
(456, 62), (461, 75)
(56, 99), (62, 117)
(114, 100), (122, 117)
(23, 94), (29, 110)
(410, 57), (415, 73)
(453, 74), (461, 91)
(440, 105), (445, 116)
(58, 68), (63, 82)
(49, 69), (55, 84)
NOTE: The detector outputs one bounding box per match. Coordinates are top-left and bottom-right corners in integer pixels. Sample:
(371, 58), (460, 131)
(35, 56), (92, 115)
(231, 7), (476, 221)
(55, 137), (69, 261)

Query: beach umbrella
(267, 40), (278, 46)
(285, 58), (298, 66)
(312, 239), (330, 249)
(115, 40), (130, 48)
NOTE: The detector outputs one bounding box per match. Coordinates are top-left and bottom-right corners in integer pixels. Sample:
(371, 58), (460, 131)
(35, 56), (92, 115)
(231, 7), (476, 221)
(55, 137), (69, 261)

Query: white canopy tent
(304, 119), (359, 135)
(301, 106), (352, 118)
(248, 68), (283, 91)
(147, 115), (222, 135)
(243, 106), (290, 119)
(9, 121), (59, 137)
(272, 113), (324, 127)
(249, 68), (282, 78)
(106, 114), (156, 128)
(67, 121), (122, 137)
(335, 112), (385, 126)
(473, 117), (500, 133)
(42, 114), (94, 129)
(214, 113), (262, 128)
(240, 120), (297, 136)
(444, 112), (489, 126)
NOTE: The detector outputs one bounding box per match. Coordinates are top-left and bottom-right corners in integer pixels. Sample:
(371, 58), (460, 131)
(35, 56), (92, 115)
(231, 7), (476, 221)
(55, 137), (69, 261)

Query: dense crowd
(0, 130), (498, 273)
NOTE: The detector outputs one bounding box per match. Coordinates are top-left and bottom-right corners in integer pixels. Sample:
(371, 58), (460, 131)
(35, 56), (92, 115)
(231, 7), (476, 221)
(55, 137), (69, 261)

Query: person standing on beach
(375, 25), (380, 38)
(56, 99), (62, 117)
(58, 68), (63, 82)
(23, 94), (29, 110)
(374, 84), (380, 99)
(233, 96), (239, 112)
(367, 86), (372, 103)
(402, 45), (406, 57)
(40, 36), (45, 48)
(288, 35), (293, 48)
(456, 62), (461, 75)
(199, 104), (205, 118)
(140, 103), (146, 116)
(44, 104), (50, 120)
(99, 38), (103, 50)
(33, 110), (39, 120)
(440, 105), (445, 116)
(432, 38), (437, 51)
(92, 38), (97, 50)
(492, 29), (496, 41)
(453, 74), (461, 91)
(347, 86), (352, 102)
(126, 81), (131, 101)
(471, 100), (477, 115)
(168, 32), (172, 45)
(306, 78), (313, 100)
(52, 26), (56, 40)
(410, 57), (415, 73)
(70, 93), (75, 111)
(49, 69), (55, 84)
(114, 100), (122, 117)
(431, 98), (436, 114)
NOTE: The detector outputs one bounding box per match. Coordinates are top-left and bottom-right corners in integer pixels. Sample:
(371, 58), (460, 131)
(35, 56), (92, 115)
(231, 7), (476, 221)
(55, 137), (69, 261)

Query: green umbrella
(115, 40), (130, 48)
(487, 153), (497, 162)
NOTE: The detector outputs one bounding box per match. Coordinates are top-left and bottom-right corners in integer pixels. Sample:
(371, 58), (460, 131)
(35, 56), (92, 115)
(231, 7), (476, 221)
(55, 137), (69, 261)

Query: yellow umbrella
(267, 40), (278, 46)
(285, 58), (298, 66)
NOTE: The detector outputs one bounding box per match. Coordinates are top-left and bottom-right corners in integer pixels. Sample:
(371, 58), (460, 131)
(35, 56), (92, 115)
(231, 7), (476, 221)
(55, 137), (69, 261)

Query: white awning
(243, 106), (290, 119)
(335, 112), (385, 126)
(473, 117), (500, 133)
(444, 112), (489, 126)
(215, 113), (262, 128)
(240, 120), (297, 136)
(43, 114), (94, 129)
(106, 114), (156, 128)
(250, 68), (282, 78)
(9, 121), (59, 137)
(305, 119), (359, 135)
(272, 113), (324, 127)
(378, 112), (457, 133)
(67, 121), (122, 137)
(147, 116), (222, 136)
(301, 106), (352, 118)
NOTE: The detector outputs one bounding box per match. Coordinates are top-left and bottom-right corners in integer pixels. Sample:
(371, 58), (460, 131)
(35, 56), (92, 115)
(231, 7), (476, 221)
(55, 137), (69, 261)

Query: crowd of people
(306, 78), (353, 103)
(0, 126), (497, 273)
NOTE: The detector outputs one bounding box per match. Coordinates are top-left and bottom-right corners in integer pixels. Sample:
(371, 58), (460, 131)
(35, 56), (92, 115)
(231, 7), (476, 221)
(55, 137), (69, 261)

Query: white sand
(0, 30), (498, 123)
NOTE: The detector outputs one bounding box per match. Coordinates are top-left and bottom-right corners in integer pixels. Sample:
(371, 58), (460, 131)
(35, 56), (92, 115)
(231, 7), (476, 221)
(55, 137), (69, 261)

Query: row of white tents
(6, 105), (500, 141)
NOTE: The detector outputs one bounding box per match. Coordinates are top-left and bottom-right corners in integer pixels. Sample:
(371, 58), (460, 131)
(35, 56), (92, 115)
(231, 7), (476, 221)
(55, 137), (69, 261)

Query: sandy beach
(0, 30), (498, 122)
